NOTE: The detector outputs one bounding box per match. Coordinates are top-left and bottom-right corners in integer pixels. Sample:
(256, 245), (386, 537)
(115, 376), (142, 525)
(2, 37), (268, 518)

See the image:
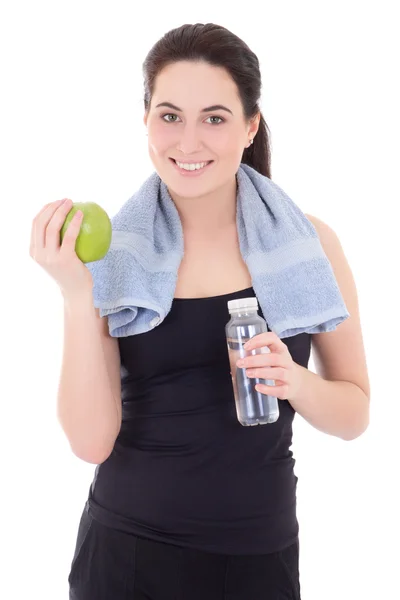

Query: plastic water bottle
(225, 297), (279, 426)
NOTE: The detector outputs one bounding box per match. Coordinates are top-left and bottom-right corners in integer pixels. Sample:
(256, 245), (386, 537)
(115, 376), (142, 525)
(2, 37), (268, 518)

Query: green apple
(60, 202), (112, 263)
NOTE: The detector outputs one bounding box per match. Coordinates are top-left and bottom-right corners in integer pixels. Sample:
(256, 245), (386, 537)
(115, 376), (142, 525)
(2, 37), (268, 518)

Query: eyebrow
(155, 101), (233, 115)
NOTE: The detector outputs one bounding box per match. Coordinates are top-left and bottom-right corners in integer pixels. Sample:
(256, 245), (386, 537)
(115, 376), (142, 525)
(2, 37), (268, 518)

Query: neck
(168, 176), (238, 232)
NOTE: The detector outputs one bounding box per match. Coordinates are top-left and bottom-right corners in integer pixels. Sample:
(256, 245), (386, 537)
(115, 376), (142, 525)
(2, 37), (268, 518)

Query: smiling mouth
(170, 158), (214, 172)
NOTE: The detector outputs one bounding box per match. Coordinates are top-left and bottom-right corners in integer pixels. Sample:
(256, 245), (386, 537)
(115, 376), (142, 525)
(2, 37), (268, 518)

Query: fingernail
(237, 359), (244, 367)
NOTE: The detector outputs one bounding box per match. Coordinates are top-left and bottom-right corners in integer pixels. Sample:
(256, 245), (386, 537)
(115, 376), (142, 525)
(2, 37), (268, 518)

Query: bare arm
(241, 214), (370, 441)
(289, 215), (370, 440)
(30, 199), (122, 464)
(57, 289), (122, 464)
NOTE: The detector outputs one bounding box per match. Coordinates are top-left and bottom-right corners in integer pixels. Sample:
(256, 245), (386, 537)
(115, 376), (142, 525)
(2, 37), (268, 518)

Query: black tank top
(87, 287), (312, 555)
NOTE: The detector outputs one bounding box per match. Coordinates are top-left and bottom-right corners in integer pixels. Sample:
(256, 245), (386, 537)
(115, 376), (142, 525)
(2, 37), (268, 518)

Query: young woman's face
(144, 60), (259, 199)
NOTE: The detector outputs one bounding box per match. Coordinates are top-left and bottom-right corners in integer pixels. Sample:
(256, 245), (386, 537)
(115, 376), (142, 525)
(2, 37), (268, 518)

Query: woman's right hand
(29, 198), (94, 298)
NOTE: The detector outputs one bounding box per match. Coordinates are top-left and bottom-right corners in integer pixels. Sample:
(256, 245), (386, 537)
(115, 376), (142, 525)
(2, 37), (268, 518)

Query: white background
(1, 1), (399, 598)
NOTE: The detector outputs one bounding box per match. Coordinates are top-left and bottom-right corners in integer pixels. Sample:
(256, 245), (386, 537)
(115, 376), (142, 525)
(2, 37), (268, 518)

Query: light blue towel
(85, 163), (349, 338)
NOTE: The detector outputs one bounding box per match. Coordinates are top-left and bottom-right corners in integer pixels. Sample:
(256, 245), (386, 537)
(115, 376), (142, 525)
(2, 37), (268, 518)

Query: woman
(30, 23), (370, 600)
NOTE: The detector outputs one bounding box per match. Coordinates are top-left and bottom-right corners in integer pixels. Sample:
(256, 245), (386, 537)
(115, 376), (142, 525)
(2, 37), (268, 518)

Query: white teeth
(175, 160), (210, 171)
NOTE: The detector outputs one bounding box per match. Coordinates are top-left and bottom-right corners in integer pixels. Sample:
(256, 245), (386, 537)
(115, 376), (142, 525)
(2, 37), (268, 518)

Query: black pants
(68, 509), (301, 599)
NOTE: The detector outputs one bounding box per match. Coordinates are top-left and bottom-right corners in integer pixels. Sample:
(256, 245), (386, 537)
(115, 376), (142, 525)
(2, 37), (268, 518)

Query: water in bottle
(225, 297), (279, 426)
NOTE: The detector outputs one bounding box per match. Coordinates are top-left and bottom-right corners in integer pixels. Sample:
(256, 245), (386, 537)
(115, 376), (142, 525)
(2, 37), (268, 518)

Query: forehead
(151, 61), (242, 110)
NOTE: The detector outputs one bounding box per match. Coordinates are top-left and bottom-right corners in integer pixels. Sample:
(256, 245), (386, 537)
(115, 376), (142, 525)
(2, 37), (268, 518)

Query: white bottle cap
(227, 297), (258, 312)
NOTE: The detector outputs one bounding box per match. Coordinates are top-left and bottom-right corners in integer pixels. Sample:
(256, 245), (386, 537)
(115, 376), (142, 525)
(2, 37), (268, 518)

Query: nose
(177, 124), (203, 155)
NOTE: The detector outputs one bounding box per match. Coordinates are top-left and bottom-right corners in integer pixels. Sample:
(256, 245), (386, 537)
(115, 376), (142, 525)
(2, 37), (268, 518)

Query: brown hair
(142, 23), (272, 179)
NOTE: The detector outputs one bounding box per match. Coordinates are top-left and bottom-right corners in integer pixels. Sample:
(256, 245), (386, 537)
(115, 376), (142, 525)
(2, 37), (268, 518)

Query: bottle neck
(229, 308), (258, 318)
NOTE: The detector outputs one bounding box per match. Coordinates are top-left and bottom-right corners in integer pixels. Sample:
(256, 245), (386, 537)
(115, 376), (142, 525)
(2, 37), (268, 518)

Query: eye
(162, 113), (181, 123)
(205, 116), (224, 125)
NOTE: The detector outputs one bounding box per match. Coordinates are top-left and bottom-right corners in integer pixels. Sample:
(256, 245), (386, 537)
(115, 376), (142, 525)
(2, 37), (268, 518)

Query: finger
(45, 200), (77, 251)
(60, 210), (84, 253)
(30, 199), (66, 256)
(244, 332), (288, 354)
(33, 199), (65, 221)
(34, 202), (52, 219)
(254, 382), (289, 400)
(246, 367), (287, 383)
(237, 353), (287, 369)
(33, 199), (69, 251)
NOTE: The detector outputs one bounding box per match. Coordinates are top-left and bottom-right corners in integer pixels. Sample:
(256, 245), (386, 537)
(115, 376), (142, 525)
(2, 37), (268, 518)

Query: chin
(166, 180), (213, 200)
(154, 164), (213, 196)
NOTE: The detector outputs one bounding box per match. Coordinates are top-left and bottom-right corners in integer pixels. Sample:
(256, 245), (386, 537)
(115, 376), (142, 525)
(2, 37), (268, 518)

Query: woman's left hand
(236, 331), (303, 400)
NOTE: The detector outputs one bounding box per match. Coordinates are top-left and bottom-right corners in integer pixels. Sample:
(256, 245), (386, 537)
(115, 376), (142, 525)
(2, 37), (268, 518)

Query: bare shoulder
(305, 213), (351, 287)
(305, 213), (351, 281)
(304, 214), (370, 399)
(305, 213), (340, 250)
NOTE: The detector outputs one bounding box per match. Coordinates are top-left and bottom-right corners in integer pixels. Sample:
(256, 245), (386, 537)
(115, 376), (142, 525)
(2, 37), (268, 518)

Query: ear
(143, 112), (148, 127)
(248, 112), (261, 139)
